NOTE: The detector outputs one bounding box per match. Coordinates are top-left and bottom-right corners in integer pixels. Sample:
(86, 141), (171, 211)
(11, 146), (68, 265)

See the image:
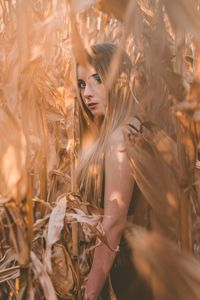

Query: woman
(76, 43), (151, 300)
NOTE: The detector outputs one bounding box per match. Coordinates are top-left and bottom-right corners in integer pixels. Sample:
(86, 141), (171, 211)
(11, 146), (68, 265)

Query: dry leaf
(51, 243), (79, 299)
(69, 0), (95, 14)
(5, 203), (30, 267)
(163, 0), (200, 38)
(126, 225), (200, 300)
(0, 266), (20, 284)
(0, 106), (27, 200)
(96, 0), (130, 21)
(126, 121), (179, 239)
(31, 251), (57, 300)
(44, 194), (67, 273)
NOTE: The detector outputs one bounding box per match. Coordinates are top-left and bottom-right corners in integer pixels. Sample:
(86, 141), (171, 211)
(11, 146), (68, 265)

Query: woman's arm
(84, 128), (134, 300)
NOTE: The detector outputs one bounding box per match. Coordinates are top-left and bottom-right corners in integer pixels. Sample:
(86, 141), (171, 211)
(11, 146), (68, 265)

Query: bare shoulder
(104, 126), (134, 196)
(107, 117), (142, 149)
(107, 127), (126, 152)
(105, 127), (131, 168)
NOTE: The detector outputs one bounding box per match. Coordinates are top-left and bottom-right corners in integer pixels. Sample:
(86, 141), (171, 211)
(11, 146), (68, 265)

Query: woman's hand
(82, 277), (98, 300)
(83, 291), (98, 300)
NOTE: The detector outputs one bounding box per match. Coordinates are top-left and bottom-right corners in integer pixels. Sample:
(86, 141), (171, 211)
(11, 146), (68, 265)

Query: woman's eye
(78, 80), (86, 89)
(92, 73), (102, 84)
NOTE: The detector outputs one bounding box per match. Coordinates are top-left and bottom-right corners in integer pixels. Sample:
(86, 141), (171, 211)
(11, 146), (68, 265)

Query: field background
(1, 0), (200, 299)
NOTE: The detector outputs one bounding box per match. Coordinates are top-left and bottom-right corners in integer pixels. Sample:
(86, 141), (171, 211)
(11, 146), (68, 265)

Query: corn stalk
(176, 119), (193, 251)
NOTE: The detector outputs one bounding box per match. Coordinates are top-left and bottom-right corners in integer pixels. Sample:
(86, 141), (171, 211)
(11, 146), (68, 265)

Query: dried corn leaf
(18, 279), (35, 300)
(126, 121), (179, 239)
(69, 3), (88, 66)
(0, 249), (17, 270)
(44, 100), (65, 122)
(96, 0), (130, 21)
(44, 194), (67, 273)
(163, 0), (200, 37)
(5, 202), (30, 267)
(69, 0), (95, 14)
(1, 1), (200, 299)
(51, 243), (79, 299)
(65, 208), (102, 226)
(0, 266), (20, 284)
(65, 207), (117, 251)
(126, 225), (200, 300)
(46, 194), (67, 245)
(0, 106), (27, 201)
(31, 251), (57, 300)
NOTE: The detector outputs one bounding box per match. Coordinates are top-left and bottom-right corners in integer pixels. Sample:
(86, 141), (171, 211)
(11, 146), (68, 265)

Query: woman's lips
(88, 103), (98, 109)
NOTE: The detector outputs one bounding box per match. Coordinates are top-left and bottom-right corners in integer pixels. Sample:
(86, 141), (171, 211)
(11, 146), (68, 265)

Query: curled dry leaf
(31, 251), (57, 300)
(5, 203), (30, 267)
(18, 278), (35, 300)
(65, 208), (102, 226)
(0, 266), (20, 284)
(44, 194), (67, 273)
(0, 249), (17, 271)
(50, 243), (79, 299)
(0, 249), (18, 286)
(126, 225), (200, 300)
(65, 205), (116, 251)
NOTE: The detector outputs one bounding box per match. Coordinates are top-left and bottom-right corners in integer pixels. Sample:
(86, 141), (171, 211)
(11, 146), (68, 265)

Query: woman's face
(77, 64), (108, 118)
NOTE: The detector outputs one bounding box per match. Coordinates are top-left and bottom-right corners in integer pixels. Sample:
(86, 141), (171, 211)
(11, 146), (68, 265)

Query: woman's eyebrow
(78, 73), (99, 80)
(91, 73), (98, 77)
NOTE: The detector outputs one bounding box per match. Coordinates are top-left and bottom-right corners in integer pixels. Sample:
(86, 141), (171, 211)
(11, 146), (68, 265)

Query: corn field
(1, 0), (200, 299)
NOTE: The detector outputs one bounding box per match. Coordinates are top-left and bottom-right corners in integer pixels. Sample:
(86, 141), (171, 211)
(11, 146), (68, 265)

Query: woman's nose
(83, 83), (93, 99)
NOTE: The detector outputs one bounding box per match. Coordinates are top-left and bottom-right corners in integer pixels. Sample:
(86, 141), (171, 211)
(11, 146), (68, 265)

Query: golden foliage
(126, 225), (200, 300)
(1, 0), (200, 299)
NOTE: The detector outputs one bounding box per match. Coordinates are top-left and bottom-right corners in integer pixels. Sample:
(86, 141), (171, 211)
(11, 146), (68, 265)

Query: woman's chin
(93, 110), (104, 117)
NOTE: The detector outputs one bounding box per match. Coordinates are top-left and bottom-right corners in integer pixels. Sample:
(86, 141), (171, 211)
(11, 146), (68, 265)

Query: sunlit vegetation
(1, 0), (200, 299)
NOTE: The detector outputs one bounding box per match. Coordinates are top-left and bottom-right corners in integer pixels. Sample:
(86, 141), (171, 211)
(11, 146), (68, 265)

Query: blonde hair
(76, 43), (134, 205)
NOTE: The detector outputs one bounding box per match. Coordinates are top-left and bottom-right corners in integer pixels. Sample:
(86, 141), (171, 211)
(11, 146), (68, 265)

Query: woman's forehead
(77, 64), (96, 79)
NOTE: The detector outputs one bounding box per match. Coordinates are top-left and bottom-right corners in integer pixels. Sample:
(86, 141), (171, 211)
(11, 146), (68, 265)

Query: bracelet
(112, 245), (120, 252)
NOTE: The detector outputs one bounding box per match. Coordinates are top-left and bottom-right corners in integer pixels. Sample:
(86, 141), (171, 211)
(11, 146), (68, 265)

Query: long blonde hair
(76, 43), (135, 205)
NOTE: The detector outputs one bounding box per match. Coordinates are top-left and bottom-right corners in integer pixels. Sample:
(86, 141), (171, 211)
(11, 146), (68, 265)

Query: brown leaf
(5, 203), (30, 267)
(69, 4), (88, 67)
(69, 0), (95, 14)
(126, 225), (200, 300)
(65, 207), (117, 251)
(0, 266), (20, 284)
(96, 0), (130, 21)
(46, 194), (67, 245)
(163, 0), (200, 37)
(0, 105), (27, 201)
(44, 194), (67, 273)
(31, 251), (57, 300)
(18, 279), (35, 300)
(126, 121), (179, 239)
(0, 249), (17, 271)
(51, 243), (79, 299)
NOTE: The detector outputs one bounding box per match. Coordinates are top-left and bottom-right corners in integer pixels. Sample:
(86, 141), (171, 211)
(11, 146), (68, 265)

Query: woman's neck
(93, 115), (104, 129)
